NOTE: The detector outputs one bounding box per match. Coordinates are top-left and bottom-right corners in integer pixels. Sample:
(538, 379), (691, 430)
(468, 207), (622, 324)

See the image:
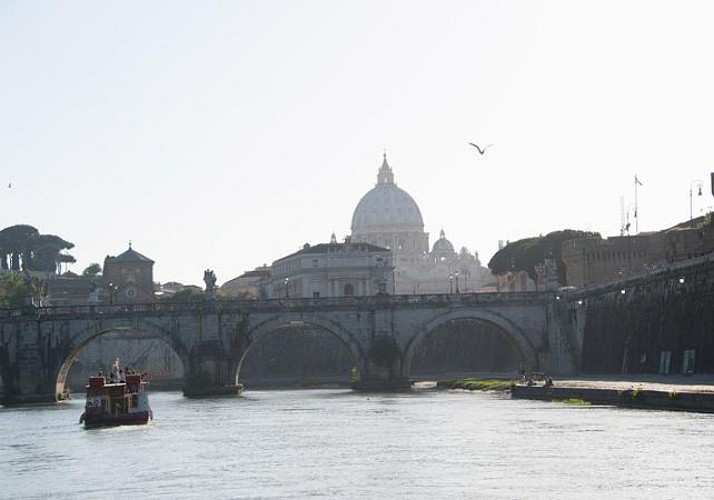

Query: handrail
(0, 291), (552, 319)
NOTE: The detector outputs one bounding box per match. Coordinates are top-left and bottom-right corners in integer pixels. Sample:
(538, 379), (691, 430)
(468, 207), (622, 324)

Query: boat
(79, 370), (152, 428)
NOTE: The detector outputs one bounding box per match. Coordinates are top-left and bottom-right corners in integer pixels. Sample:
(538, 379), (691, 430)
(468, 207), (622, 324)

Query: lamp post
(108, 281), (117, 304)
(454, 270), (460, 294)
(284, 278), (289, 299)
(448, 273), (453, 294)
(690, 180), (703, 220)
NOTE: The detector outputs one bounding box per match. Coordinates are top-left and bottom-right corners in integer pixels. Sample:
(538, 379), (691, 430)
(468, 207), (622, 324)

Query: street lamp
(454, 270), (460, 294)
(690, 180), (703, 220)
(284, 278), (289, 299)
(448, 273), (453, 294)
(108, 281), (117, 304)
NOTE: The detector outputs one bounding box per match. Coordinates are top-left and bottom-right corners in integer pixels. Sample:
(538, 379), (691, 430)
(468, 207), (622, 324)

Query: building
(219, 267), (271, 299)
(350, 153), (489, 294)
(221, 153), (491, 298)
(45, 275), (98, 306)
(561, 215), (714, 287)
(264, 235), (393, 299)
(102, 244), (156, 303)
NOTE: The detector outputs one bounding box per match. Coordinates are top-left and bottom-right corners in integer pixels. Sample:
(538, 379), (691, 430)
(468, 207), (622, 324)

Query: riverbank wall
(511, 384), (714, 412)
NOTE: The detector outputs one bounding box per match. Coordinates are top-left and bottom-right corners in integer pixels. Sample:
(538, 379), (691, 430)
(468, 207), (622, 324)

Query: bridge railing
(0, 291), (553, 319)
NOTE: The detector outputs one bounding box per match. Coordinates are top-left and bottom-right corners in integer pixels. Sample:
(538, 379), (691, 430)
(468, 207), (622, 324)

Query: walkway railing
(0, 291), (552, 320)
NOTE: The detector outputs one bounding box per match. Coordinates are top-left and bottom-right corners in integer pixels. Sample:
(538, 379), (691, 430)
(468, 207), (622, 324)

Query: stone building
(102, 244), (156, 303)
(219, 267), (271, 299)
(264, 235), (393, 299)
(562, 215), (714, 287)
(223, 153), (490, 298)
(45, 275), (98, 306)
(350, 153), (488, 294)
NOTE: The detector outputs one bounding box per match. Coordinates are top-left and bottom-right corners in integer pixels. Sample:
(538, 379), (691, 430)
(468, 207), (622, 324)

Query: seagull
(468, 142), (493, 155)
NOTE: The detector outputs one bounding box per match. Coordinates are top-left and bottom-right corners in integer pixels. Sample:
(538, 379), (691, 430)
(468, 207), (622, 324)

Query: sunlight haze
(2, 1), (713, 286)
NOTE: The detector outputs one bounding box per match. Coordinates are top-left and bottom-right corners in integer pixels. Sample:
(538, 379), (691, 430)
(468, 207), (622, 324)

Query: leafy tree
(82, 263), (102, 278)
(31, 234), (75, 272)
(0, 274), (27, 308)
(0, 274), (50, 308)
(0, 225), (39, 271)
(0, 225), (75, 273)
(488, 229), (601, 285)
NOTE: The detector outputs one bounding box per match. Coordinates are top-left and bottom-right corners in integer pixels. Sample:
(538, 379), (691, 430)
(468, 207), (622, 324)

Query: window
(659, 351), (671, 374)
(682, 349), (696, 374)
(344, 283), (354, 296)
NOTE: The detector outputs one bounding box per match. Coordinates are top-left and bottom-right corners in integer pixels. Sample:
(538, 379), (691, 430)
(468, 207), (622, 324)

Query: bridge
(0, 291), (575, 404)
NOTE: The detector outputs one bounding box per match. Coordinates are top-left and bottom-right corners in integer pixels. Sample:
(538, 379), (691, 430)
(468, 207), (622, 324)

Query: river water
(1, 389), (713, 499)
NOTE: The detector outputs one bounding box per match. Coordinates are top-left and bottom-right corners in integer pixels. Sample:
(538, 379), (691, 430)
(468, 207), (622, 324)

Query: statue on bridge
(204, 269), (217, 300)
(204, 269), (217, 291)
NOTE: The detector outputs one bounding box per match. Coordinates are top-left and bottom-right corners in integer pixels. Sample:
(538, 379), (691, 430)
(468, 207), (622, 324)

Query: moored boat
(79, 369), (152, 428)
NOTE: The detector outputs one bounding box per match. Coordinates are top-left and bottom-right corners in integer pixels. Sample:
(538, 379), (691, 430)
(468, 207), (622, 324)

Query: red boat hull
(80, 410), (151, 428)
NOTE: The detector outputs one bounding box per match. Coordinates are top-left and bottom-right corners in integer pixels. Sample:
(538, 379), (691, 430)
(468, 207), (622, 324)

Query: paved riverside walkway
(550, 374), (714, 394)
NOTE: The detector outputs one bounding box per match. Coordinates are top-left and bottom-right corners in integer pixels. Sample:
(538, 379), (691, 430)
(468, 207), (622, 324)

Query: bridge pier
(352, 376), (412, 392)
(352, 336), (412, 392)
(182, 354), (242, 398)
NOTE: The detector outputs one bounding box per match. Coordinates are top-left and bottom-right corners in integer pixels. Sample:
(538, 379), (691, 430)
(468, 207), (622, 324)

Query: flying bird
(468, 142), (493, 155)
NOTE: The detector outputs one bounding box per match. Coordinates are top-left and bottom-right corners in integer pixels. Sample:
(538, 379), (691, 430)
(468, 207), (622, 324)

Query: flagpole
(634, 176), (639, 234)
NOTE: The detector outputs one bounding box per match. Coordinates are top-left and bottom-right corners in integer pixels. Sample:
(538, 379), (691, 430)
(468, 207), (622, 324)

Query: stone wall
(573, 256), (714, 375)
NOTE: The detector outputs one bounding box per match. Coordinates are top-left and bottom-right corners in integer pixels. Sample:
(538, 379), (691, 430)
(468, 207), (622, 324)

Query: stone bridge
(0, 291), (577, 404)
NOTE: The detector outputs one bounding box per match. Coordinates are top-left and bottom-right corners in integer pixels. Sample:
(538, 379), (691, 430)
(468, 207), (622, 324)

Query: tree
(82, 263), (102, 278)
(0, 225), (39, 271)
(31, 234), (75, 272)
(0, 273), (27, 308)
(0, 225), (75, 274)
(488, 229), (600, 285)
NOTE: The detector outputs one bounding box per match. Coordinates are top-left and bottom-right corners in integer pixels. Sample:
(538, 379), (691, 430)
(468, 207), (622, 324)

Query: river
(2, 389), (713, 499)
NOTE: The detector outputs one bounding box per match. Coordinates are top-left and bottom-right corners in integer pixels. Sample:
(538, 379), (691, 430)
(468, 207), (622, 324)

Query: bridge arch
(404, 308), (539, 378)
(237, 313), (366, 383)
(55, 321), (189, 400)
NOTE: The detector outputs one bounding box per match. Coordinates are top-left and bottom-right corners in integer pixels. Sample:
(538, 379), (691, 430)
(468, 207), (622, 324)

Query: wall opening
(410, 318), (522, 379)
(239, 324), (355, 389)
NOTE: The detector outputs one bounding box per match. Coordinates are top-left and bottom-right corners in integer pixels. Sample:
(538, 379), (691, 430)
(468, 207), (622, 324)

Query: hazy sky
(3, 1), (714, 286)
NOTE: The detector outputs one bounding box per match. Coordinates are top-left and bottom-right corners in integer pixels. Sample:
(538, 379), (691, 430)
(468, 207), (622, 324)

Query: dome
(432, 229), (455, 253)
(351, 154), (424, 233)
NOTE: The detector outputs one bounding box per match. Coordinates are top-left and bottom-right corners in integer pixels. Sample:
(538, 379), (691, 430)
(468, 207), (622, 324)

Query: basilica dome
(351, 154), (425, 233)
(432, 229), (455, 253)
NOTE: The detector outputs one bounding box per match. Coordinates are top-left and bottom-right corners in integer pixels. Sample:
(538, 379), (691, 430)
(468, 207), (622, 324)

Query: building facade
(102, 244), (156, 303)
(265, 235), (393, 299)
(561, 215), (714, 287)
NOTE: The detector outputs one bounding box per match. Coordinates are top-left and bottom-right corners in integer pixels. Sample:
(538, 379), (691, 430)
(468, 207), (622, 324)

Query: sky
(2, 1), (714, 286)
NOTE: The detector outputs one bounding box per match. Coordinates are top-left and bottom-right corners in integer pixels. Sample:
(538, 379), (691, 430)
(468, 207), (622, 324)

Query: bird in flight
(468, 142), (493, 155)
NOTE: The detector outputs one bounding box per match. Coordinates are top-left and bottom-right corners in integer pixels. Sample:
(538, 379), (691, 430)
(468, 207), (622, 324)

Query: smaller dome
(432, 229), (454, 253)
